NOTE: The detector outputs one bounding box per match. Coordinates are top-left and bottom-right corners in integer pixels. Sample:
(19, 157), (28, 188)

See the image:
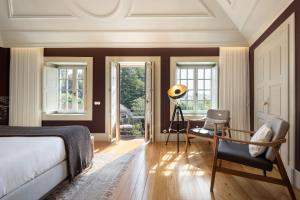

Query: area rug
(46, 150), (136, 200)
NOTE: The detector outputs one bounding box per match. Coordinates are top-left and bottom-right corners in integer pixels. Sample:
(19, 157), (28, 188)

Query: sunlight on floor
(149, 149), (206, 177)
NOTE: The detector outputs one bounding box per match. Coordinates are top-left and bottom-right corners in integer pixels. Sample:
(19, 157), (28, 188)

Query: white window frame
(42, 57), (93, 121)
(176, 64), (215, 114)
(57, 66), (86, 114)
(170, 57), (219, 119)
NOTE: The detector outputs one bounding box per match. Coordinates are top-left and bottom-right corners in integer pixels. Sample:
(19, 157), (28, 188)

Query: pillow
(203, 117), (227, 131)
(249, 124), (273, 157)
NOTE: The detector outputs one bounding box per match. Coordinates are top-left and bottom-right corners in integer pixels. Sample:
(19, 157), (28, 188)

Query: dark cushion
(218, 141), (273, 171)
(189, 128), (222, 138)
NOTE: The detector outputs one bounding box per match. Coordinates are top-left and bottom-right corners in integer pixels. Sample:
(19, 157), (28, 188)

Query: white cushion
(249, 124), (273, 157)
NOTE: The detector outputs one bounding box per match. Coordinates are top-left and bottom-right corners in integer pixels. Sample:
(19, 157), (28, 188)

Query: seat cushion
(189, 128), (222, 138)
(218, 141), (273, 171)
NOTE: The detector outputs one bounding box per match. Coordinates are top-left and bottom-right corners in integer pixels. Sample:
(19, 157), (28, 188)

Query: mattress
(0, 137), (66, 198)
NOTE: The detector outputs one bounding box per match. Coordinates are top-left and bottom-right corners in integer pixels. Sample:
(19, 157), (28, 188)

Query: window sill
(42, 112), (92, 121)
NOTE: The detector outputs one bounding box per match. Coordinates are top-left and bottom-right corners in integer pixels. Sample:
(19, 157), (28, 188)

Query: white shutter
(43, 66), (58, 113)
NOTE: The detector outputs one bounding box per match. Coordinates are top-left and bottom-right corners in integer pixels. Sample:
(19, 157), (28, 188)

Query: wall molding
(127, 0), (215, 18)
(72, 0), (121, 18)
(7, 0), (75, 19)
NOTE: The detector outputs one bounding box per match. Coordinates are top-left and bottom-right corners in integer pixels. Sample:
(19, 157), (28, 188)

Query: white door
(110, 62), (120, 143)
(254, 23), (289, 164)
(145, 62), (154, 142)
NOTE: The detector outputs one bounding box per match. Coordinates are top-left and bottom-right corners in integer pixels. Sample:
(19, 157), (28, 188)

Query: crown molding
(1, 29), (248, 48)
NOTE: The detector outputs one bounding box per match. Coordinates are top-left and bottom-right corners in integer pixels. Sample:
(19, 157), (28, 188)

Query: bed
(0, 125), (93, 200)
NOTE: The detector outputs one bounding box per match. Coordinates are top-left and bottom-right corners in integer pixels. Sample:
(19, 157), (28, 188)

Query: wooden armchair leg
(275, 152), (296, 200)
(210, 138), (219, 192)
(185, 134), (189, 152)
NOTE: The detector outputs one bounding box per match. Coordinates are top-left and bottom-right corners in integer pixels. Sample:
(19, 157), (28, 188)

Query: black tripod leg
(176, 109), (180, 153)
(166, 105), (177, 145)
(178, 106), (191, 145)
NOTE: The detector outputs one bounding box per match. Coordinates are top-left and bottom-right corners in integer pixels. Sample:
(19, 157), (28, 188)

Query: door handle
(264, 101), (269, 106)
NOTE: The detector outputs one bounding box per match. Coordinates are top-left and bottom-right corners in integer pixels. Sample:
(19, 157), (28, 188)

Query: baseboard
(92, 133), (108, 141)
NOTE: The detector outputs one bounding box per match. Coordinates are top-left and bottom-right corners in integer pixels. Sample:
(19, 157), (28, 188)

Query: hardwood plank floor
(94, 140), (300, 200)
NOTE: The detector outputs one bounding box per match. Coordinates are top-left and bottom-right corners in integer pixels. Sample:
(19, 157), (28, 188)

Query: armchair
(185, 109), (230, 152)
(210, 118), (296, 200)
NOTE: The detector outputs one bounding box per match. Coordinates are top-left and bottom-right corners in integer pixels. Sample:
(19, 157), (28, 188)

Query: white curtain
(219, 47), (250, 139)
(9, 48), (44, 127)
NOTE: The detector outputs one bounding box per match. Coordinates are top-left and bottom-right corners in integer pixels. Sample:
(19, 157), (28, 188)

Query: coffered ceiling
(0, 0), (293, 47)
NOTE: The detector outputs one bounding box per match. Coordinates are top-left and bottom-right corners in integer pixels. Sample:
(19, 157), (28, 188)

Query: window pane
(59, 90), (67, 111)
(67, 90), (73, 110)
(197, 100), (204, 111)
(205, 69), (211, 79)
(187, 80), (193, 89)
(205, 90), (211, 100)
(180, 69), (187, 79)
(67, 80), (73, 90)
(77, 80), (83, 90)
(59, 69), (66, 79)
(67, 69), (73, 79)
(198, 90), (204, 100)
(181, 80), (187, 87)
(204, 100), (212, 110)
(181, 101), (193, 111)
(59, 80), (66, 90)
(198, 80), (204, 89)
(77, 69), (83, 79)
(187, 90), (193, 100)
(77, 90), (84, 112)
(198, 69), (204, 79)
(188, 69), (193, 79)
(205, 80), (211, 89)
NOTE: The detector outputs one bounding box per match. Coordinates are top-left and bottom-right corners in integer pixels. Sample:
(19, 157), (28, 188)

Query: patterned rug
(46, 150), (136, 200)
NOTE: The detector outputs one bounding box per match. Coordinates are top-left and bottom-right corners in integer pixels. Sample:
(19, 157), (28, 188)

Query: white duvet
(0, 137), (66, 198)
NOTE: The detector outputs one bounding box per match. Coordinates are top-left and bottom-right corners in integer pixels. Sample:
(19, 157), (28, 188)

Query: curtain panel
(219, 47), (250, 139)
(9, 48), (44, 127)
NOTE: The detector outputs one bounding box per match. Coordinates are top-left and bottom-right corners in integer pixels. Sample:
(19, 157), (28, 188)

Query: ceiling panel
(8, 0), (73, 18)
(128, 0), (213, 17)
(217, 0), (293, 44)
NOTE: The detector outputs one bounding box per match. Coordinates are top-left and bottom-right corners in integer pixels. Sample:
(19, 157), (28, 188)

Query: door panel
(254, 22), (289, 166)
(145, 62), (154, 142)
(110, 62), (120, 143)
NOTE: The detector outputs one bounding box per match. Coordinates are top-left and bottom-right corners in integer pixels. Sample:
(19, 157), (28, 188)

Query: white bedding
(0, 137), (66, 198)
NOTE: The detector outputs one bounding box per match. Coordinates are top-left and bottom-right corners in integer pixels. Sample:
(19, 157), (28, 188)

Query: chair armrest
(221, 127), (255, 134)
(216, 136), (286, 147)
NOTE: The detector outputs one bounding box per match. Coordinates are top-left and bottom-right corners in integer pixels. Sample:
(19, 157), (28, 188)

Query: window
(42, 57), (93, 121)
(176, 62), (218, 115)
(58, 66), (86, 113)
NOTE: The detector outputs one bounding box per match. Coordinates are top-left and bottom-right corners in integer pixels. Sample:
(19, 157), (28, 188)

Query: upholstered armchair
(185, 109), (230, 152)
(210, 118), (296, 200)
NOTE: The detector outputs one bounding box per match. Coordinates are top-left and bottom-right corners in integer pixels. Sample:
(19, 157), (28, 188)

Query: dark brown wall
(43, 48), (219, 133)
(249, 1), (300, 170)
(0, 48), (10, 125)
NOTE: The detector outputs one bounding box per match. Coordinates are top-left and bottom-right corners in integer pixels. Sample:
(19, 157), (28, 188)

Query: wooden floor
(94, 140), (300, 200)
